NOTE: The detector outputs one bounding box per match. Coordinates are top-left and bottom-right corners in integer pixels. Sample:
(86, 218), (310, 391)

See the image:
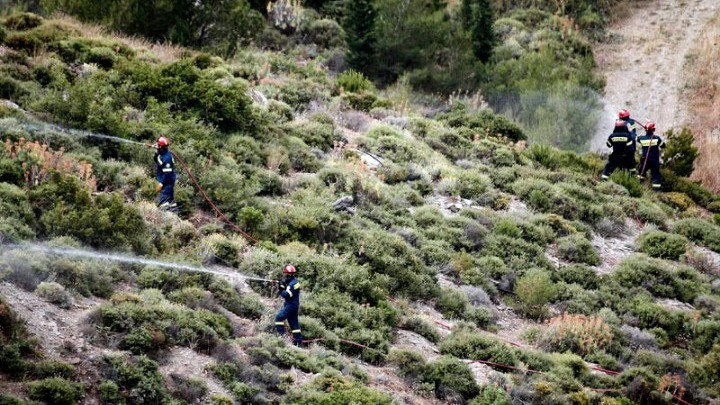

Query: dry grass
(684, 14), (720, 191)
(50, 13), (188, 64)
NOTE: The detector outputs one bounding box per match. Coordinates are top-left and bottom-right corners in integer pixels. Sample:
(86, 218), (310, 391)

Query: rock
(1, 99), (20, 110)
(332, 196), (355, 213)
(251, 90), (268, 107)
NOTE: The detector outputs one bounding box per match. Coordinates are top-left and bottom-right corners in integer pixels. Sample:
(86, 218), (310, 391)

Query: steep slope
(592, 0), (720, 150)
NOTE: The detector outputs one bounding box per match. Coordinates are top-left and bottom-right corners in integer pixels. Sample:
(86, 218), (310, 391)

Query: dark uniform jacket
(280, 276), (300, 307)
(637, 133), (664, 163)
(606, 128), (634, 157)
(155, 148), (176, 186)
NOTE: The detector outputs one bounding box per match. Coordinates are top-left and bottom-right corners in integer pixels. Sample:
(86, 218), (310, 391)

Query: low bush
(303, 18), (345, 49)
(335, 69), (374, 94)
(3, 13), (44, 31)
(613, 255), (705, 302)
(440, 330), (518, 369)
(537, 314), (614, 356)
(556, 264), (598, 289)
(637, 231), (688, 260)
(515, 269), (556, 319)
(422, 356), (480, 401)
(26, 378), (84, 405)
(436, 287), (469, 319)
(98, 299), (232, 352)
(99, 355), (169, 404)
(400, 316), (440, 343)
(556, 234), (601, 265)
(388, 349), (427, 380)
(609, 171), (643, 197)
(673, 218), (720, 252)
(470, 384), (511, 405)
(282, 375), (394, 405)
(34, 282), (71, 308)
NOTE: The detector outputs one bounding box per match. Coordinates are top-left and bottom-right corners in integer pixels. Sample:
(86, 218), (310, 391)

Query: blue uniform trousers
(275, 303), (302, 345)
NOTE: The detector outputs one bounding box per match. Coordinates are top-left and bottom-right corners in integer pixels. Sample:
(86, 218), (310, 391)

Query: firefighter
(154, 136), (179, 214)
(601, 120), (636, 180)
(275, 264), (303, 346)
(619, 109), (640, 167)
(637, 121), (664, 191)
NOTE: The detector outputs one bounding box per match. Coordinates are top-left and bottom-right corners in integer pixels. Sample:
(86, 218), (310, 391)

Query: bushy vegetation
(0, 4), (718, 404)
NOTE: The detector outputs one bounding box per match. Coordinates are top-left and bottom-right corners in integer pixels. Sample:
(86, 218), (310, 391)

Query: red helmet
(645, 121), (655, 131)
(157, 136), (169, 147)
(614, 120), (626, 128)
(283, 264), (296, 274)
(618, 109), (630, 119)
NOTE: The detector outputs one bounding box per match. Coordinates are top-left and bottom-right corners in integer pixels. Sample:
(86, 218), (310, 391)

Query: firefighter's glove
(156, 183), (163, 193)
(278, 283), (286, 292)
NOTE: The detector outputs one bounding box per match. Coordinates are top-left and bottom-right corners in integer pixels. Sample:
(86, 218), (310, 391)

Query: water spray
(0, 243), (278, 284)
(11, 119), (147, 146)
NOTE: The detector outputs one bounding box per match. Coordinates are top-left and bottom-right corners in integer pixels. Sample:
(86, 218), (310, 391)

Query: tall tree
(461, 0), (495, 62)
(342, 0), (378, 76)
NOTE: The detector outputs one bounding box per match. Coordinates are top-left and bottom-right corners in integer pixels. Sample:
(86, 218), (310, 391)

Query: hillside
(591, 0), (720, 151)
(0, 5), (719, 405)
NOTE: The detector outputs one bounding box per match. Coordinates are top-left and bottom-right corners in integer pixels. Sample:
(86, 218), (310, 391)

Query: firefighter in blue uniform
(619, 109), (640, 169)
(636, 121), (664, 191)
(275, 264), (303, 346)
(154, 136), (179, 214)
(602, 120), (636, 180)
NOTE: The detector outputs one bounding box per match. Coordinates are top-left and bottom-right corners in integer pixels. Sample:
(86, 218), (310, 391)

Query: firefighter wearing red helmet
(636, 121), (665, 190)
(153, 136), (179, 214)
(618, 109), (640, 162)
(275, 264), (302, 346)
(601, 120), (636, 180)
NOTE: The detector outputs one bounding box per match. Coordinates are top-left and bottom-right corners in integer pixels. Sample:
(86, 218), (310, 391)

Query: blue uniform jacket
(280, 277), (300, 307)
(606, 129), (634, 156)
(637, 133), (664, 163)
(622, 118), (639, 151)
(155, 148), (176, 186)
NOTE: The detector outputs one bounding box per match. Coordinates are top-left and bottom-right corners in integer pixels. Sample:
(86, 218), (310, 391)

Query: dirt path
(591, 0), (720, 150)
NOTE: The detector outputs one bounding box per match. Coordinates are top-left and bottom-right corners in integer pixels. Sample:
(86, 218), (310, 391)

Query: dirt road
(591, 0), (720, 151)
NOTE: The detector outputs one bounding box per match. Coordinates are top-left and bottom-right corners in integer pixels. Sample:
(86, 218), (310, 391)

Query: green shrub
(99, 355), (169, 404)
(634, 200), (669, 228)
(400, 316), (441, 343)
(3, 13), (44, 31)
(692, 320), (720, 353)
(637, 231), (688, 260)
(483, 234), (551, 271)
(34, 282), (71, 308)
(26, 378), (84, 405)
(614, 255), (704, 302)
(98, 300), (232, 351)
(469, 384), (511, 405)
(609, 171), (643, 197)
(282, 375), (394, 405)
(388, 349), (427, 379)
(335, 69), (374, 94)
(557, 264), (598, 289)
(440, 330), (518, 369)
(303, 18), (345, 49)
(422, 356), (480, 401)
(663, 127), (698, 177)
(525, 143), (562, 170)
(436, 287), (469, 319)
(515, 269), (556, 318)
(556, 234), (601, 265)
(618, 367), (665, 404)
(31, 174), (149, 253)
(673, 218), (720, 252)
